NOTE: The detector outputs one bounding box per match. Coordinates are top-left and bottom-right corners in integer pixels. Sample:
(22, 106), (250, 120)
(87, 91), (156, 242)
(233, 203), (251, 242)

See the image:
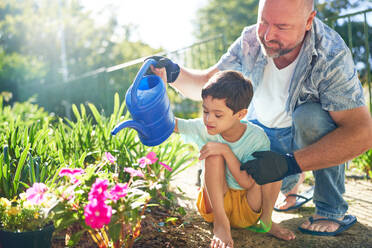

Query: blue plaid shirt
(216, 17), (365, 115)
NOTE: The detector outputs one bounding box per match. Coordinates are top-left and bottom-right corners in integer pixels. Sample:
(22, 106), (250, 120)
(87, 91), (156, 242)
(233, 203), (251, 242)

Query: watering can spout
(111, 120), (149, 138)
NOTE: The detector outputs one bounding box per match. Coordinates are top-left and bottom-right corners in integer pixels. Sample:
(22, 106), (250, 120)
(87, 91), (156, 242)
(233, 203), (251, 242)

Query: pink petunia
(59, 168), (84, 184)
(59, 168), (85, 177)
(88, 179), (109, 201)
(159, 162), (172, 172)
(105, 152), (117, 164)
(84, 198), (112, 229)
(71, 168), (85, 175)
(137, 152), (158, 168)
(26, 183), (48, 204)
(109, 183), (128, 202)
(124, 167), (144, 178)
(61, 185), (77, 201)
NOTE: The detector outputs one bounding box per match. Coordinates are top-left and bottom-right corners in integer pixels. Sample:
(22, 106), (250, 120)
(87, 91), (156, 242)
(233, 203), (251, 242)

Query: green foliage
(0, 197), (53, 232)
(352, 149), (372, 178)
(0, 97), (56, 198)
(195, 0), (259, 45)
(0, 0), (162, 117)
(0, 93), (198, 204)
(315, 0), (362, 20)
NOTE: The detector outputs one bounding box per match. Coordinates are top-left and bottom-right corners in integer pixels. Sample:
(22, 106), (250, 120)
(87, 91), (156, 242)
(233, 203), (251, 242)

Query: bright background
(81, 0), (207, 51)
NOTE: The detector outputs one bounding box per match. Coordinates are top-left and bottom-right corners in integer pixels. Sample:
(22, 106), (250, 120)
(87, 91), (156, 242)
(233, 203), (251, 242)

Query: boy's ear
(236, 109), (248, 120)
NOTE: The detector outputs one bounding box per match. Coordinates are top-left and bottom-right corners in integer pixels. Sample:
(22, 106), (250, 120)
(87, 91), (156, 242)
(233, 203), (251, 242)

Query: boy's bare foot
(300, 214), (341, 233)
(268, 222), (296, 240)
(211, 215), (234, 248)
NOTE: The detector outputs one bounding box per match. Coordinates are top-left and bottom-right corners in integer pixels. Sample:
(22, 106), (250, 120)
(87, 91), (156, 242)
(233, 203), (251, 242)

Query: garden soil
(52, 163), (372, 248)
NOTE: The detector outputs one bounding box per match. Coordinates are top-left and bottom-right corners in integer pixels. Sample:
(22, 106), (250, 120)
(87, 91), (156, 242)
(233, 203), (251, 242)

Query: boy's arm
(199, 142), (255, 189)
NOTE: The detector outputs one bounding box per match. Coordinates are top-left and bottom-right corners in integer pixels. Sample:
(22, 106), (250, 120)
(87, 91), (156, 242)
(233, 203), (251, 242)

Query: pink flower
(88, 179), (109, 201)
(138, 152), (158, 168)
(105, 152), (116, 164)
(26, 183), (48, 204)
(159, 162), (172, 172)
(109, 183), (128, 201)
(59, 168), (85, 177)
(61, 185), (77, 201)
(84, 198), (112, 229)
(124, 167), (144, 178)
(59, 168), (85, 184)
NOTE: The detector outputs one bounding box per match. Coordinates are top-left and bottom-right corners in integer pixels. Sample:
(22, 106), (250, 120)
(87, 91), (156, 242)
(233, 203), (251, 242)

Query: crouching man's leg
(293, 103), (348, 233)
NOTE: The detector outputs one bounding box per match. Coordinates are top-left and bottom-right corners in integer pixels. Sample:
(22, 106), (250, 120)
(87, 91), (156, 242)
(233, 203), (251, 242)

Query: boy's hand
(240, 151), (302, 185)
(199, 142), (229, 160)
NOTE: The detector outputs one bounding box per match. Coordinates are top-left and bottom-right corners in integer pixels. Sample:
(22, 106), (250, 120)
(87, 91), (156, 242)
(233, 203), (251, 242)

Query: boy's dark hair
(201, 70), (253, 114)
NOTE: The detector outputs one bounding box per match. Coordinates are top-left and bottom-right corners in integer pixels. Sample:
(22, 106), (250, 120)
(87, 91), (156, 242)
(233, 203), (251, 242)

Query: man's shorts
(196, 188), (262, 228)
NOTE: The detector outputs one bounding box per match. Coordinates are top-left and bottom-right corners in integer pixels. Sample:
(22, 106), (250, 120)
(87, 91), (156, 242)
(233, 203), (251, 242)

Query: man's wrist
(285, 153), (302, 176)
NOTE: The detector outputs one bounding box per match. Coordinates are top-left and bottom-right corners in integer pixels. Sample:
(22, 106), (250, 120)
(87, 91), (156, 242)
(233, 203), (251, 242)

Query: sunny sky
(81, 0), (207, 51)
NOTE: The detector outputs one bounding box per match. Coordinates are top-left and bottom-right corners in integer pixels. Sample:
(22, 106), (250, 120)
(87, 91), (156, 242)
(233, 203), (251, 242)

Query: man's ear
(237, 109), (248, 120)
(306, 10), (317, 31)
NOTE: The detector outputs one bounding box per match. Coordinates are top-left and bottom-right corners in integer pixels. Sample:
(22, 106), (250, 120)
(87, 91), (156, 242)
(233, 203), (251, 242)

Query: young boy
(174, 70), (295, 248)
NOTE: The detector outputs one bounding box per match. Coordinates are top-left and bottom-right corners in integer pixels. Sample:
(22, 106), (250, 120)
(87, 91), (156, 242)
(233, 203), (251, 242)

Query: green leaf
(13, 143), (31, 194)
(58, 150), (65, 164)
(88, 103), (102, 125)
(72, 104), (81, 122)
(108, 223), (122, 242)
(29, 155), (36, 184)
(78, 152), (87, 167)
(165, 217), (178, 223)
(80, 104), (86, 119)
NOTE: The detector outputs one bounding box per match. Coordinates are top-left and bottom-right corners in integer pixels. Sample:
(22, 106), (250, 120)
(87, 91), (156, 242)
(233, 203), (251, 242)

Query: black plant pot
(0, 224), (54, 248)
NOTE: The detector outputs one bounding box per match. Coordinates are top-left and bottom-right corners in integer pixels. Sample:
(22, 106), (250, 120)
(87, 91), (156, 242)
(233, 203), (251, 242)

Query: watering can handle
(131, 59), (158, 106)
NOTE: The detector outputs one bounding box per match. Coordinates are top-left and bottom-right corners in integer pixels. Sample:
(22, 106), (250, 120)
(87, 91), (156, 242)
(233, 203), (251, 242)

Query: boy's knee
(205, 155), (224, 167)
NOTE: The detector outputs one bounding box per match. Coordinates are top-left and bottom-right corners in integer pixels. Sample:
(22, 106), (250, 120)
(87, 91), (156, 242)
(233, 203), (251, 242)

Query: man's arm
(241, 106), (372, 185)
(171, 66), (219, 101)
(295, 105), (372, 170)
(148, 57), (219, 101)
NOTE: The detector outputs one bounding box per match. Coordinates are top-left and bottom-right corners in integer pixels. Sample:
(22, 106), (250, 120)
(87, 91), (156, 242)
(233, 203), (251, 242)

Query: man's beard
(259, 36), (302, 59)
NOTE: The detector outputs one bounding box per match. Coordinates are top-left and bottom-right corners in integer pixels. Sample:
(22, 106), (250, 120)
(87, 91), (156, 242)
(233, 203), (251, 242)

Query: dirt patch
(165, 164), (372, 248)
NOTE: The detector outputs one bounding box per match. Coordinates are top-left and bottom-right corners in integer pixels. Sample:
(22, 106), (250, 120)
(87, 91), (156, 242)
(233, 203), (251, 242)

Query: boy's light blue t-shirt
(177, 118), (270, 190)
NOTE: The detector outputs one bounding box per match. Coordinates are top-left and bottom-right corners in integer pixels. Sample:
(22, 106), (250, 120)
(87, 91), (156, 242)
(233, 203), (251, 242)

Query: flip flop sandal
(298, 215), (357, 236)
(274, 186), (314, 212)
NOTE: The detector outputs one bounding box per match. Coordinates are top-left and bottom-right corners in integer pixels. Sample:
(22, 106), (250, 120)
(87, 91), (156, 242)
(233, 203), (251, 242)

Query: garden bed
(52, 166), (372, 248)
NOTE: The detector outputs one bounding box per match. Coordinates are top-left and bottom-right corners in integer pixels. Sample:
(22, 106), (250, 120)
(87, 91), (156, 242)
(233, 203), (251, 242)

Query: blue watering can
(111, 59), (175, 146)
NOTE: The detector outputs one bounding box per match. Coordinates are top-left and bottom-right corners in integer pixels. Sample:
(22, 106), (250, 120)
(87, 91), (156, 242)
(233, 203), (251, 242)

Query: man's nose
(264, 26), (275, 42)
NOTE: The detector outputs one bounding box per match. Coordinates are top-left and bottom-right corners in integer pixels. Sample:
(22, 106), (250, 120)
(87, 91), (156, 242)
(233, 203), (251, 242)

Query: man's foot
(275, 195), (297, 210)
(275, 173), (306, 211)
(211, 215), (234, 248)
(268, 222), (296, 240)
(300, 214), (342, 233)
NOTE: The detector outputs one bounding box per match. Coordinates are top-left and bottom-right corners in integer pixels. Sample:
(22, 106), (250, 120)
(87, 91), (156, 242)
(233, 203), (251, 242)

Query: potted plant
(0, 183), (56, 248)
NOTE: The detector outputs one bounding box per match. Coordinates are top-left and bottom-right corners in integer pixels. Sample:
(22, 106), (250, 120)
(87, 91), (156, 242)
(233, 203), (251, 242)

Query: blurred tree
(0, 0), (160, 85)
(194, 0), (259, 46)
(0, 0), (162, 115)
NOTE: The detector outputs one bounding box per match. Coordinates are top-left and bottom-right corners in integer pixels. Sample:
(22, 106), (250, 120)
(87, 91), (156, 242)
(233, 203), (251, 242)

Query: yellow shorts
(196, 188), (261, 228)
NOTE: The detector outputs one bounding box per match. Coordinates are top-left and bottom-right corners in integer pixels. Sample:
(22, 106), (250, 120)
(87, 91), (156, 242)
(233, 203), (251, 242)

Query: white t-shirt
(251, 54), (301, 128)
